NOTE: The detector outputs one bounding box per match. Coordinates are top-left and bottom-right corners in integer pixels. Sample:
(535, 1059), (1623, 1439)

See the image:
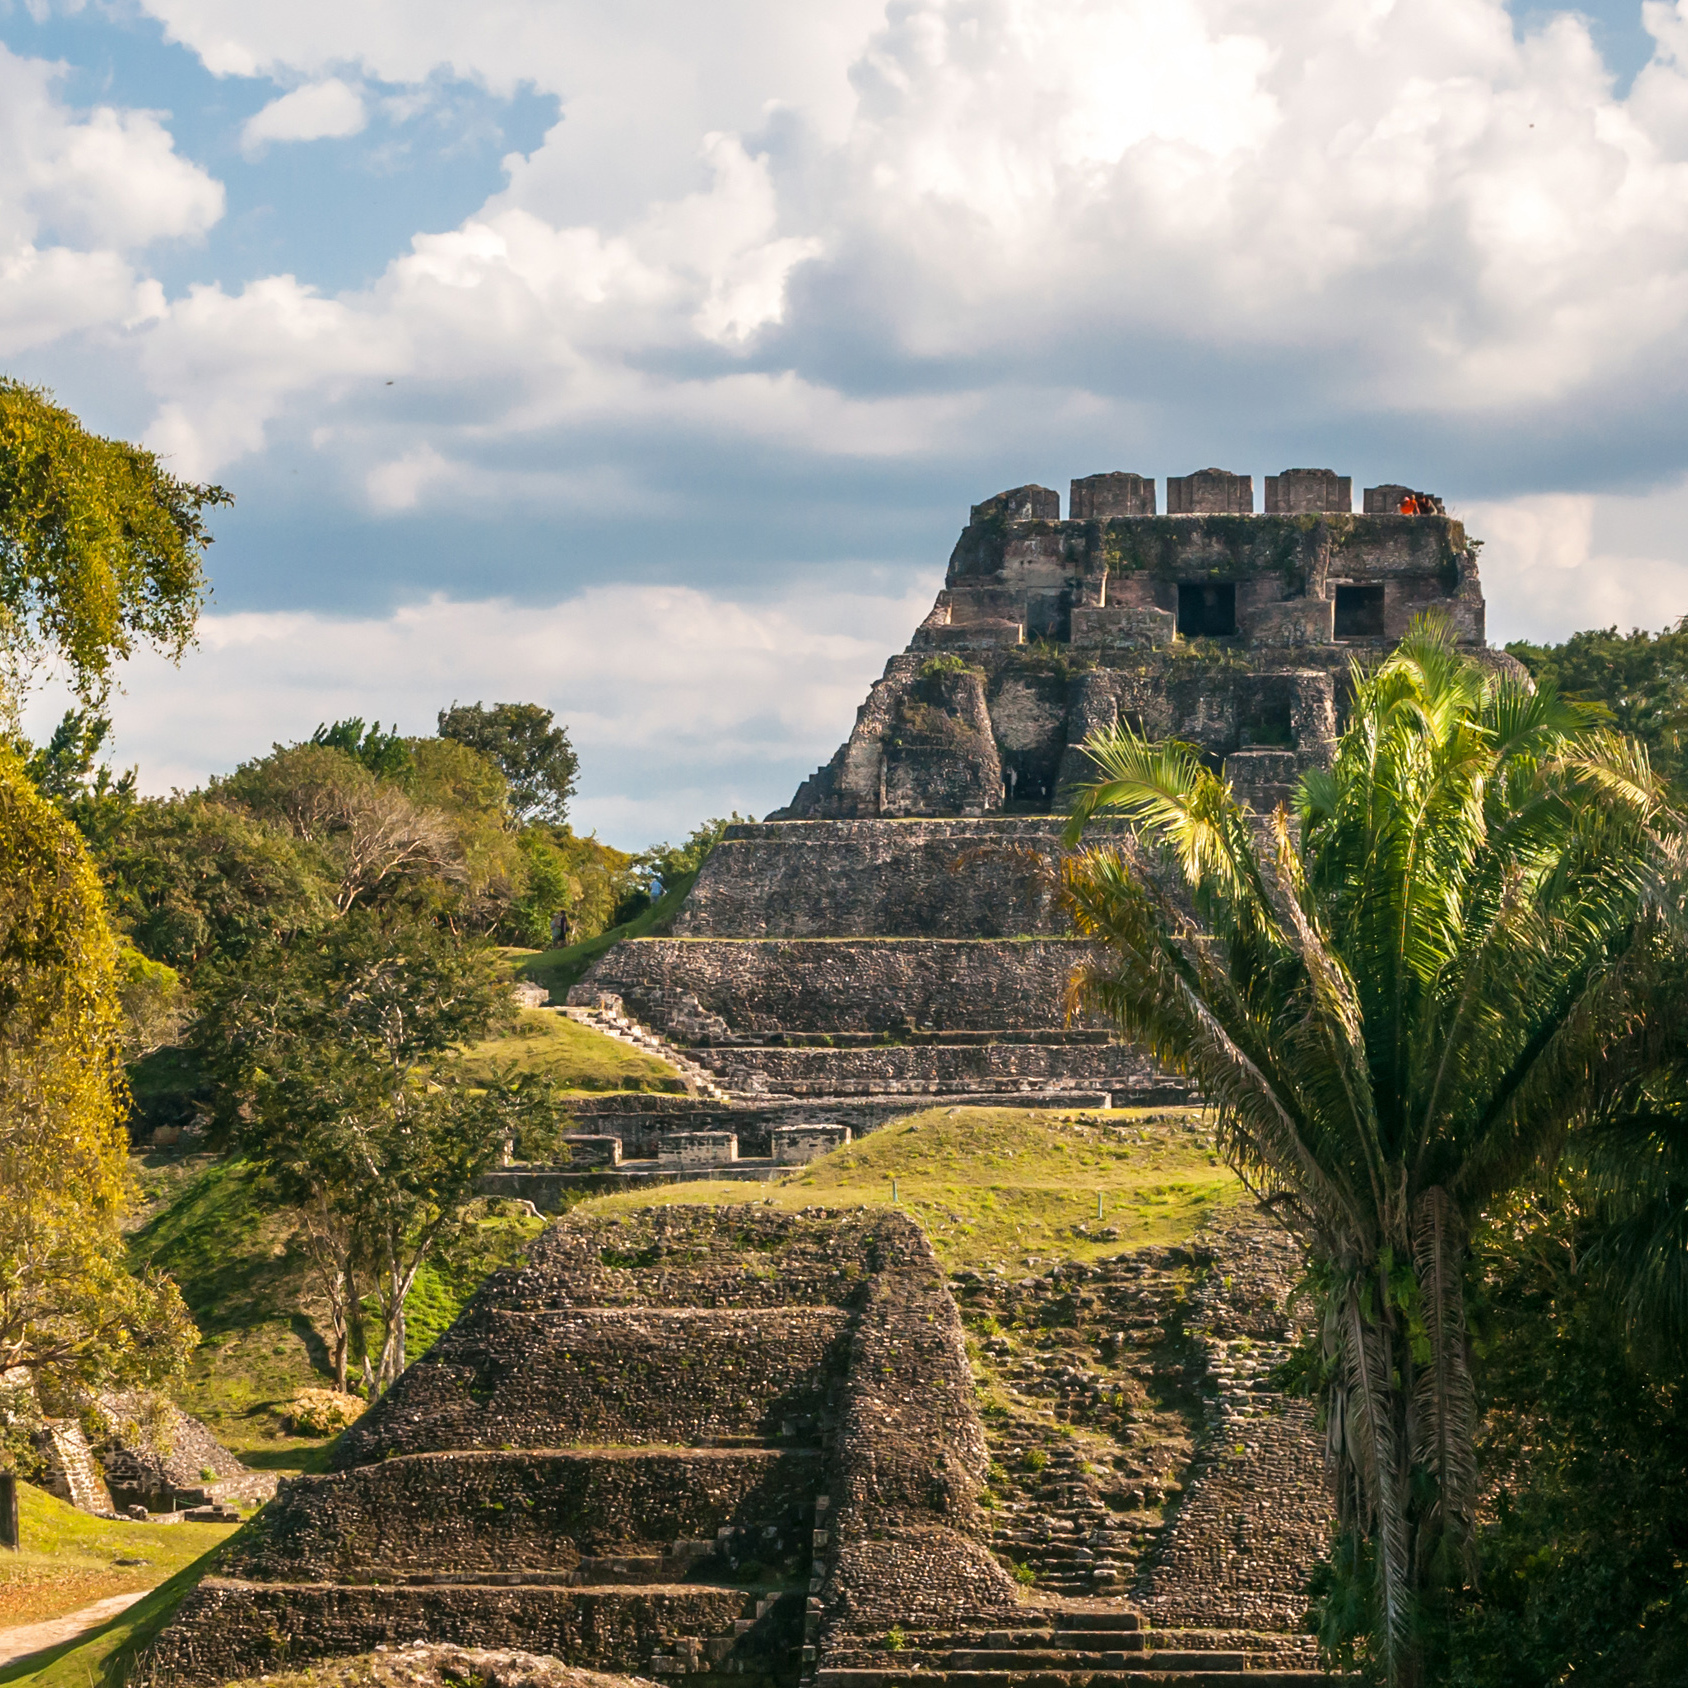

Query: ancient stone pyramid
(148, 1205), (1337, 1687)
(566, 467), (1487, 1153)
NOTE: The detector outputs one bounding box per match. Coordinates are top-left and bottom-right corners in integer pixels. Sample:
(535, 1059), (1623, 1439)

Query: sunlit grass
(584, 1103), (1245, 1270)
(454, 1007), (684, 1093)
(0, 1482), (234, 1635)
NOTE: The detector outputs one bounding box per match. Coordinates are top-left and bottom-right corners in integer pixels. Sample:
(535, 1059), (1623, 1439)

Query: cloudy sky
(7, 0), (1688, 844)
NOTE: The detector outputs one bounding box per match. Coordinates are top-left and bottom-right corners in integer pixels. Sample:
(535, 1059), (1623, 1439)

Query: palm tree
(1058, 619), (1676, 1686)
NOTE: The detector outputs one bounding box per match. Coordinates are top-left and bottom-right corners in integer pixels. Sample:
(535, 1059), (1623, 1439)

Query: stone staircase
(945, 1207), (1334, 1679)
(565, 995), (734, 1102)
(817, 1608), (1329, 1685)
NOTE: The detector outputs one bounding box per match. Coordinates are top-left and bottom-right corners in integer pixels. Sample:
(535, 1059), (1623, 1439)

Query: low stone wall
(577, 939), (1099, 1037)
(694, 1038), (1165, 1096)
(226, 1448), (822, 1581)
(147, 1581), (770, 1683)
(335, 1307), (850, 1463)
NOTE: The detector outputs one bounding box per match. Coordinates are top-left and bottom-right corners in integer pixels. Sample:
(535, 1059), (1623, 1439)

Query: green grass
(455, 1007), (684, 1092)
(510, 870), (698, 999)
(584, 1103), (1246, 1270)
(0, 1482), (235, 1635)
(125, 1156), (333, 1465)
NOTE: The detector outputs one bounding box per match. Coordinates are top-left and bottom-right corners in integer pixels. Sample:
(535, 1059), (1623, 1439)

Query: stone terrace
(563, 820), (1190, 1165)
(145, 1207), (1019, 1688)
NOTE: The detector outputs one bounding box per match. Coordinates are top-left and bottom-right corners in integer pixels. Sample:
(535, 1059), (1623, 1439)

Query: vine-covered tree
(1059, 620), (1677, 1686)
(0, 380), (217, 1434)
(0, 749), (196, 1404)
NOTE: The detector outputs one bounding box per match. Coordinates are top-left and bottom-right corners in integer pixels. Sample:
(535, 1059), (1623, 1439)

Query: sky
(7, 0), (1688, 846)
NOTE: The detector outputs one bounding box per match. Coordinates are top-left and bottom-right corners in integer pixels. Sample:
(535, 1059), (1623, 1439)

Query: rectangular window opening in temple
(1177, 582), (1236, 638)
(1334, 584), (1386, 639)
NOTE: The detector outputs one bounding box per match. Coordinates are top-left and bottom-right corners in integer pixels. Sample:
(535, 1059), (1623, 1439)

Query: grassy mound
(456, 1009), (684, 1092)
(586, 1104), (1244, 1270)
(510, 872), (698, 1001)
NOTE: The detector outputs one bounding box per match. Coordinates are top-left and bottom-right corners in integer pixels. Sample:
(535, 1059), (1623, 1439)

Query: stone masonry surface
(578, 940), (1109, 1037)
(149, 1206), (1017, 1688)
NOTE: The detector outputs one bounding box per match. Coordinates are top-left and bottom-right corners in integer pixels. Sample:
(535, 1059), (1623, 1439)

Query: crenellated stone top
(775, 469), (1490, 822)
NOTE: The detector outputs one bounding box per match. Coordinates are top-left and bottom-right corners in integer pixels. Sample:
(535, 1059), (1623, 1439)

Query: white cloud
(240, 78), (368, 155)
(0, 43), (222, 353)
(69, 0), (1688, 498)
(1466, 483), (1688, 644)
(19, 577), (938, 847)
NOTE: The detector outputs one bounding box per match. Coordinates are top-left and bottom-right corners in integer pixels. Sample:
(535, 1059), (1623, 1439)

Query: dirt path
(0, 1588), (149, 1667)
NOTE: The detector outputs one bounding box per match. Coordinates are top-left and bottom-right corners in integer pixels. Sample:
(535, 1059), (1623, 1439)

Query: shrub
(282, 1388), (365, 1437)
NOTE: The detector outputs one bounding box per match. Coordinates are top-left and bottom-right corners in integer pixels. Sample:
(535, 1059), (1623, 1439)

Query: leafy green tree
(195, 912), (563, 1393)
(105, 795), (333, 972)
(10, 708), (138, 857)
(0, 748), (196, 1411)
(437, 700), (579, 824)
(1059, 620), (1674, 1686)
(500, 828), (578, 948)
(0, 378), (228, 711)
(1507, 618), (1688, 795)
(1421, 1189), (1688, 1687)
(217, 743), (462, 914)
(310, 717), (414, 781)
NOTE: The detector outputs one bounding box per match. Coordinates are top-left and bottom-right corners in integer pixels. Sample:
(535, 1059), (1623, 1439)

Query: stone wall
(333, 1306), (851, 1461)
(671, 819), (1077, 940)
(576, 939), (1099, 1037)
(225, 1448), (822, 1582)
(818, 1214), (1019, 1642)
(152, 1583), (764, 1683)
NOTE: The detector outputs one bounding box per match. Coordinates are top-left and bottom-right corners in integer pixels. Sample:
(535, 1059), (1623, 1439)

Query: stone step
(818, 1671), (1331, 1687)
(942, 1653), (1247, 1673)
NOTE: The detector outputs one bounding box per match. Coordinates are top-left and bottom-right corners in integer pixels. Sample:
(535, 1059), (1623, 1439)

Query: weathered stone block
(1264, 468), (1351, 513)
(1070, 472), (1155, 518)
(1068, 605), (1175, 648)
(659, 1130), (739, 1167)
(771, 1125), (851, 1165)
(1166, 468), (1254, 514)
(560, 1133), (623, 1168)
(969, 484), (1060, 523)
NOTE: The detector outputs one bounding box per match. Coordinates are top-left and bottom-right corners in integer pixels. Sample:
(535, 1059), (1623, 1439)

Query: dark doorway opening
(1177, 582), (1236, 638)
(1334, 584), (1386, 638)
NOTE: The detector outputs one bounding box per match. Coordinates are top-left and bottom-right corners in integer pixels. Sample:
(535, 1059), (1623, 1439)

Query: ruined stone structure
(147, 1206), (1017, 1686)
(150, 1203), (1333, 1687)
(552, 468), (1487, 1155)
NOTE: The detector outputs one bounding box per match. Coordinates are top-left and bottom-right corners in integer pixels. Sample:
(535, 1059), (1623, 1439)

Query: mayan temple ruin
(145, 465), (1486, 1685)
(561, 464), (1487, 1149)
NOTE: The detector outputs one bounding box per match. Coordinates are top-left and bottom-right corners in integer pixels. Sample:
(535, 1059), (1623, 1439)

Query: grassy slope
(456, 1008), (684, 1092)
(0, 1483), (234, 1633)
(126, 1155), (332, 1466)
(509, 871), (698, 1000)
(587, 1103), (1245, 1271)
